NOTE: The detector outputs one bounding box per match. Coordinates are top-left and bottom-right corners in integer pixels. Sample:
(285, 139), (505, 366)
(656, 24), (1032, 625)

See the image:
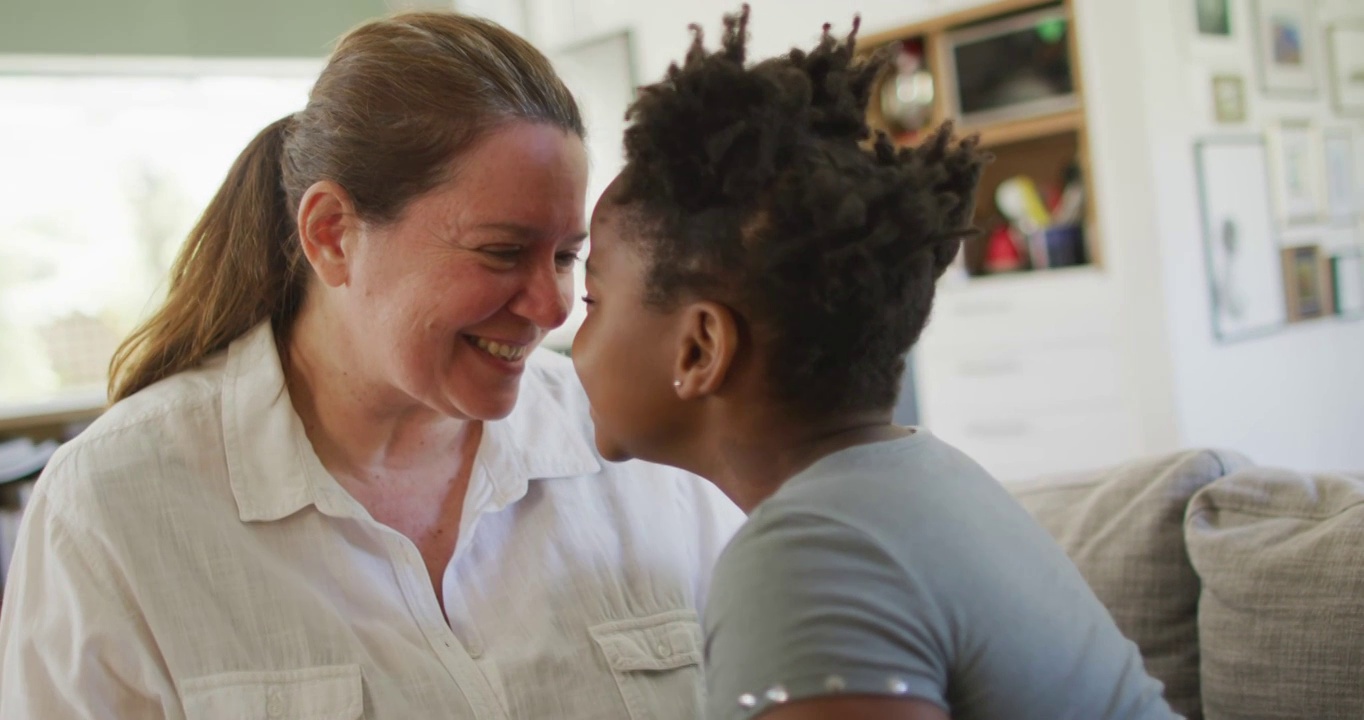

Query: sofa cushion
(1186, 467), (1364, 720)
(1010, 449), (1252, 720)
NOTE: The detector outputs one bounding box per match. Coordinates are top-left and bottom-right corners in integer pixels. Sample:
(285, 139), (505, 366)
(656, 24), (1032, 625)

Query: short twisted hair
(615, 5), (986, 415)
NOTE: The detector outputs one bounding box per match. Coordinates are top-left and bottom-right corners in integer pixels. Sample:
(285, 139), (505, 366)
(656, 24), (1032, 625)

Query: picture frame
(1265, 118), (1324, 226)
(1212, 73), (1247, 124)
(1195, 0), (1232, 37)
(1251, 0), (1319, 97)
(1281, 245), (1330, 321)
(1322, 127), (1359, 225)
(1326, 23), (1364, 116)
(1181, 0), (1241, 60)
(1330, 249), (1364, 318)
(1195, 138), (1288, 342)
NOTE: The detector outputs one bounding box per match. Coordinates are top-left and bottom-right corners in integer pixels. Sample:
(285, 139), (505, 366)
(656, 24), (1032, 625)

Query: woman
(572, 8), (1177, 720)
(0, 12), (741, 718)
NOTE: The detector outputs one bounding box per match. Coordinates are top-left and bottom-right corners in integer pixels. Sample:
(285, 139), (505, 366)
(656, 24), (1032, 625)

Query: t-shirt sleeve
(703, 509), (952, 720)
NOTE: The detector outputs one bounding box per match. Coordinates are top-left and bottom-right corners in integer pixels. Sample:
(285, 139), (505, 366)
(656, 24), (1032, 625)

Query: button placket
(384, 534), (506, 719)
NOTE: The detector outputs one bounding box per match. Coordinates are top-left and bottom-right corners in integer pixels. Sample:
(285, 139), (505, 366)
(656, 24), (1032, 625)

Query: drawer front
(923, 269), (1116, 349)
(917, 342), (1124, 417)
(930, 407), (1141, 483)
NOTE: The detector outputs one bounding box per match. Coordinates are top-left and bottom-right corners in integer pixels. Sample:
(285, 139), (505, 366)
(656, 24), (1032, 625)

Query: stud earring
(673, 380), (682, 389)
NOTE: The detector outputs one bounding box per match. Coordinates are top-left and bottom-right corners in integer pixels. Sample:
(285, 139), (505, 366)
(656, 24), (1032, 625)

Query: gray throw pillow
(1011, 449), (1252, 720)
(1186, 467), (1364, 720)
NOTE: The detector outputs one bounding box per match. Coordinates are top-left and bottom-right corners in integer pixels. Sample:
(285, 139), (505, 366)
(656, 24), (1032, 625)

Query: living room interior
(0, 0), (1361, 717)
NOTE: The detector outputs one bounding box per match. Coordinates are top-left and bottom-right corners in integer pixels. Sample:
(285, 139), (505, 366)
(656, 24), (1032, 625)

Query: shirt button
(266, 687), (285, 718)
(656, 642), (672, 658)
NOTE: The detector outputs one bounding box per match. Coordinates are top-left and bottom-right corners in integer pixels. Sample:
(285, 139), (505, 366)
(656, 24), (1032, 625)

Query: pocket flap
(589, 609), (703, 672)
(182, 664), (363, 720)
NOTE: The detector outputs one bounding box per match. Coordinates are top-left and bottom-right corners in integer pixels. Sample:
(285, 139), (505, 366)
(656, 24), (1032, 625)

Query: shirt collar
(222, 322), (601, 524)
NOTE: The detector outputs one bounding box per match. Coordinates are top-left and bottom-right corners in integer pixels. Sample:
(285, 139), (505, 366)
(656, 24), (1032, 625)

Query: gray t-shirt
(703, 431), (1176, 720)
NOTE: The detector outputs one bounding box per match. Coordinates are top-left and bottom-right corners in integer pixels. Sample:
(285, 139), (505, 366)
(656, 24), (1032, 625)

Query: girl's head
(572, 6), (985, 464)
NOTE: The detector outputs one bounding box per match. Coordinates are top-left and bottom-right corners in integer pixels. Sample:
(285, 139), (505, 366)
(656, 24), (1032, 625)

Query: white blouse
(0, 322), (743, 719)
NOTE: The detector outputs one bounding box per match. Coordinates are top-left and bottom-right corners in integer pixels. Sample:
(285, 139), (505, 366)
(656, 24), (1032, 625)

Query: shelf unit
(861, 0), (1145, 482)
(860, 0), (1100, 278)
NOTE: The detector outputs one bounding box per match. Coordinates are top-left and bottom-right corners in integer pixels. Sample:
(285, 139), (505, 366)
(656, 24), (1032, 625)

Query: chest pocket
(181, 664), (363, 720)
(590, 609), (705, 720)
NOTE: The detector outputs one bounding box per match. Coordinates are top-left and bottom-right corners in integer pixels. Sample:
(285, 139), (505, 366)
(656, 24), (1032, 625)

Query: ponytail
(108, 115), (307, 402)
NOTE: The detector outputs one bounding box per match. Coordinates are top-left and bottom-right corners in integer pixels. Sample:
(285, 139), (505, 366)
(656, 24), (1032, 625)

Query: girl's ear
(672, 301), (740, 398)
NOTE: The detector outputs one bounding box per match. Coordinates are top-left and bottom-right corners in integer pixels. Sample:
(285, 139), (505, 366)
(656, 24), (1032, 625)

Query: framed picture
(1251, 0), (1319, 96)
(1326, 24), (1364, 116)
(1266, 119), (1323, 226)
(1281, 245), (1330, 321)
(1330, 249), (1364, 318)
(1322, 128), (1359, 225)
(1181, 0), (1241, 60)
(941, 5), (1079, 127)
(1195, 0), (1232, 37)
(1195, 138), (1288, 342)
(1212, 74), (1247, 124)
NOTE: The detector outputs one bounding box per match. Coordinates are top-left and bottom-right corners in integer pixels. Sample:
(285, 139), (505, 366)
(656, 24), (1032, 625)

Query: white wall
(1137, 0), (1364, 472)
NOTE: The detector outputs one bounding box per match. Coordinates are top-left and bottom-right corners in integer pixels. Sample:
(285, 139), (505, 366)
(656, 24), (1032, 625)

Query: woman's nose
(510, 260), (571, 330)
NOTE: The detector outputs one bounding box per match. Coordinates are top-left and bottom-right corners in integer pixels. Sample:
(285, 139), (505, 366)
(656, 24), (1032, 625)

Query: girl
(572, 7), (1177, 720)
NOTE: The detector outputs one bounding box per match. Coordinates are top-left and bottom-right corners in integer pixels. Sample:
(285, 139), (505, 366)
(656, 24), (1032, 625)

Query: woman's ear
(297, 180), (359, 288)
(673, 301), (740, 398)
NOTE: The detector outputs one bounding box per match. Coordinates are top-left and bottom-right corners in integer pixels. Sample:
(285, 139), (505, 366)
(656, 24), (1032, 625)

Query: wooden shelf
(966, 109), (1084, 149)
(863, 0), (1102, 276)
(859, 0), (1061, 46)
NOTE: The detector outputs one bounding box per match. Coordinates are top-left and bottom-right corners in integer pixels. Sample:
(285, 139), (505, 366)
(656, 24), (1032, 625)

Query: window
(0, 59), (316, 418)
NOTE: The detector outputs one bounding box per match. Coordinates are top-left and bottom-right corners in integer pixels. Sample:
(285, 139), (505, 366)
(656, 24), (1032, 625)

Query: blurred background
(1, 0), (1362, 486)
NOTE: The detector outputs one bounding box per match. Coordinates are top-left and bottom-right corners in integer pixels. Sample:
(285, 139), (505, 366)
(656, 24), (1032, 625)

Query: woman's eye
(555, 251), (582, 270)
(580, 294), (596, 306)
(483, 247), (521, 264)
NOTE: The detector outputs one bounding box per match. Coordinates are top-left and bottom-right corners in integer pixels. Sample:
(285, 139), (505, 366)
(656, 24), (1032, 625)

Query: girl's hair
(615, 5), (986, 416)
(109, 11), (584, 402)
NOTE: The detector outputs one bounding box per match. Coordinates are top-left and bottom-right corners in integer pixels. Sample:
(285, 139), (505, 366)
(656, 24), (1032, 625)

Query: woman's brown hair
(108, 11), (584, 402)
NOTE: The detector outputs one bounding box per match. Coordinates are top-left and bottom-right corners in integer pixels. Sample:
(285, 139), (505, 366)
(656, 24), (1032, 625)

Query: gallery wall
(1142, 0), (1364, 471)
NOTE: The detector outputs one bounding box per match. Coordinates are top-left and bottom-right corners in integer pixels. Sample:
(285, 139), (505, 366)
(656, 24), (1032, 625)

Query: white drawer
(929, 406), (1140, 483)
(916, 341), (1123, 416)
(923, 268), (1116, 349)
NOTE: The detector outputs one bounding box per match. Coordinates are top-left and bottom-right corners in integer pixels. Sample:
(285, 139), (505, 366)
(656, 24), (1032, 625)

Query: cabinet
(862, 0), (1142, 481)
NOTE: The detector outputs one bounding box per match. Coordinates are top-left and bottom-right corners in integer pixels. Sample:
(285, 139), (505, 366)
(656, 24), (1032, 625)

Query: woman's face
(338, 122), (588, 421)
(571, 184), (687, 462)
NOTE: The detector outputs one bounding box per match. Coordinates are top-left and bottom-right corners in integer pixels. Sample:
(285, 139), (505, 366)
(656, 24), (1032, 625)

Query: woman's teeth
(473, 336), (528, 361)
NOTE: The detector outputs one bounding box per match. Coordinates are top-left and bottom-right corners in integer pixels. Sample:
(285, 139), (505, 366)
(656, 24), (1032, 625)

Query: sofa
(1006, 450), (1364, 720)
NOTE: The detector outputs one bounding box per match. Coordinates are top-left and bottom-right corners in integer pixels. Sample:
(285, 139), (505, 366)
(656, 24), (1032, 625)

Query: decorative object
(1251, 0), (1318, 96)
(878, 38), (935, 140)
(1212, 74), (1247, 124)
(1322, 128), (1358, 225)
(1326, 23), (1364, 115)
(942, 5), (1078, 127)
(1281, 244), (1329, 321)
(1195, 139), (1287, 341)
(1266, 119), (1323, 225)
(1330, 249), (1364, 317)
